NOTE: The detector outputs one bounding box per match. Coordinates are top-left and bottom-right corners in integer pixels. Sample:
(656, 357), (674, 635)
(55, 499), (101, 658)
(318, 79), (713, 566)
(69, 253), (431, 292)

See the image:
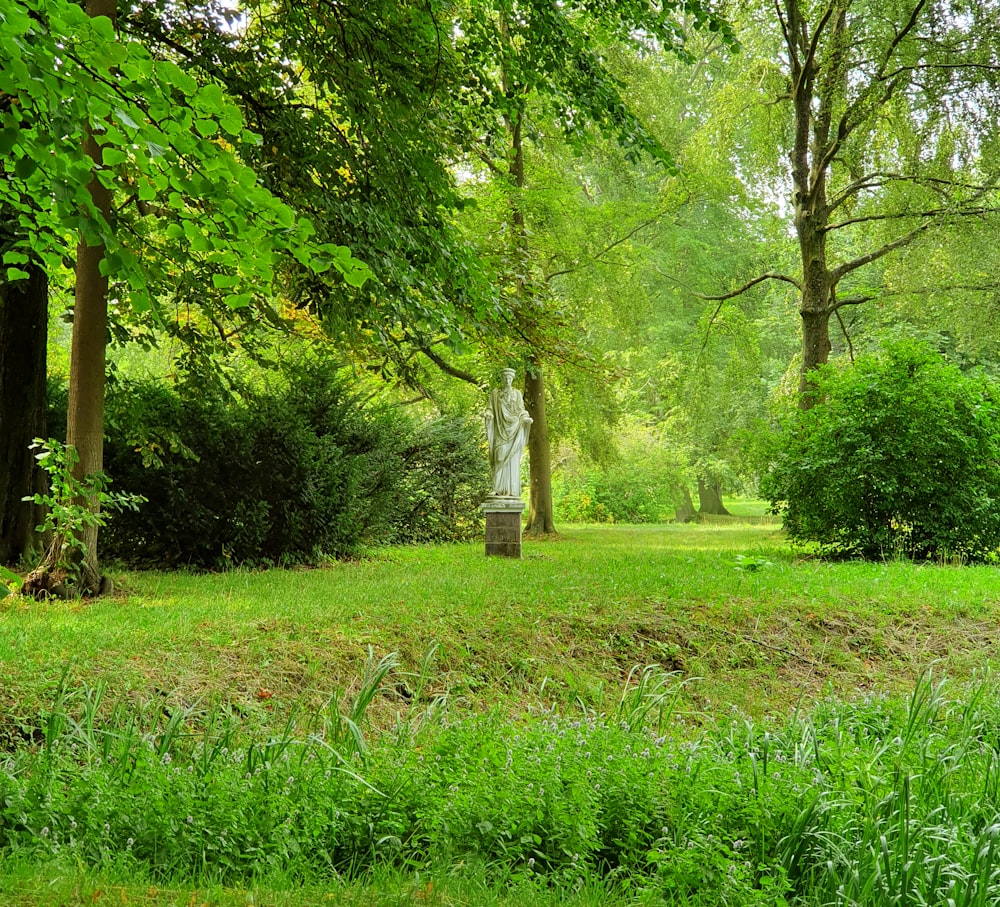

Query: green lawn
(2, 522), (996, 730)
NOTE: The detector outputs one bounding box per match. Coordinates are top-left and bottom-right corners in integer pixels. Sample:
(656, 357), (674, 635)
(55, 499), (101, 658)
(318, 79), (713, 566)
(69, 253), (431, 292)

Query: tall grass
(5, 658), (1000, 905)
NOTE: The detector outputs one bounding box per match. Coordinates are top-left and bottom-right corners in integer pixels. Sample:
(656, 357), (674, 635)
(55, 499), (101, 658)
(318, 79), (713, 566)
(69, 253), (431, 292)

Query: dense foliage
(762, 342), (1000, 562)
(552, 429), (687, 523)
(97, 363), (488, 567)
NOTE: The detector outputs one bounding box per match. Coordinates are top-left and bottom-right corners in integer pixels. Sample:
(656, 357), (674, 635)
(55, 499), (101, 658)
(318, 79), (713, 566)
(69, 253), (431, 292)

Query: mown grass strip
(2, 524), (1000, 737)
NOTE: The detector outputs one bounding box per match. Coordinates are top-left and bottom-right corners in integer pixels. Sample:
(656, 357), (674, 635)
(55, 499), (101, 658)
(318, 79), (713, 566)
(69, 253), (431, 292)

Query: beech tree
(705, 0), (1000, 406)
(0, 0), (368, 593)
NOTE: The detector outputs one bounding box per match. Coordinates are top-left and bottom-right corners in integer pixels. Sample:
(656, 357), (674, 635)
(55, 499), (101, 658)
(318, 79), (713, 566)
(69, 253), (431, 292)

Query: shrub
(98, 361), (488, 567)
(761, 341), (1000, 561)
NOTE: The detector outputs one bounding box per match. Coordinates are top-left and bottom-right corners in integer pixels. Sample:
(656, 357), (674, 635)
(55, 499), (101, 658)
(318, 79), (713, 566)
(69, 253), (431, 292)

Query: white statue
(484, 368), (533, 498)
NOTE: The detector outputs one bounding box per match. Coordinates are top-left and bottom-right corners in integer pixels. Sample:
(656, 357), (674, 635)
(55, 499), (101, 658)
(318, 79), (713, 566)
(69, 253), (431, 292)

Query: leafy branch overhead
(0, 0), (371, 319)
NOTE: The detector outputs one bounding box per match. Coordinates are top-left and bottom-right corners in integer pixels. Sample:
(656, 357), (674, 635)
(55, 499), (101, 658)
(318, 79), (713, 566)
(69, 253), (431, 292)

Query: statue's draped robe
(485, 386), (531, 497)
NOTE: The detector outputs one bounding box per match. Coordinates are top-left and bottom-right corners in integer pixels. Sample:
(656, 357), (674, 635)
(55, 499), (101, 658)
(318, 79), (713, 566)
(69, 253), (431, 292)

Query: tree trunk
(25, 0), (115, 596)
(696, 477), (730, 516)
(523, 363), (556, 536)
(0, 262), (48, 565)
(673, 484), (696, 523)
(786, 0), (844, 411)
(502, 76), (557, 538)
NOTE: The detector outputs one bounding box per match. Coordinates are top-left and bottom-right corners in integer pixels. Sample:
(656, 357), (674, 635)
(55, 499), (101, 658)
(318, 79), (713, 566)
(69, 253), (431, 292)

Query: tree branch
(545, 212), (667, 280)
(819, 0), (926, 171)
(827, 172), (994, 212)
(834, 306), (854, 362)
(418, 343), (484, 387)
(801, 1), (836, 82)
(883, 61), (1000, 79)
(830, 221), (933, 282)
(696, 272), (802, 301)
(824, 205), (992, 232)
(829, 294), (872, 312)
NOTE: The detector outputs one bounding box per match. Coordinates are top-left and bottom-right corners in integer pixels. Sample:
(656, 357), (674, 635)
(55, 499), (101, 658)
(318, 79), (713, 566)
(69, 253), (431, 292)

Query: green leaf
(0, 127), (19, 155)
(5, 267), (29, 281)
(156, 59), (198, 95)
(224, 292), (253, 308)
(14, 156), (37, 179)
(217, 103), (243, 135)
(195, 83), (225, 113)
(194, 118), (217, 138)
(212, 273), (240, 289)
(101, 146), (128, 167)
(130, 291), (152, 314)
(113, 108), (140, 130)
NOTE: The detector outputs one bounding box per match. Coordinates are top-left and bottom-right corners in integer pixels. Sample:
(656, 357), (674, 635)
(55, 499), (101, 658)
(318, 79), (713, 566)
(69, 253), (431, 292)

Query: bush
(98, 361), (488, 567)
(761, 341), (1000, 561)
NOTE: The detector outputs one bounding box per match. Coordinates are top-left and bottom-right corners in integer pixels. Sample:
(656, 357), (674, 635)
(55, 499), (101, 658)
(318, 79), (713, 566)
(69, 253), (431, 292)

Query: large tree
(0, 253), (47, 565)
(706, 0), (1000, 405)
(453, 0), (736, 534)
(121, 0), (501, 383)
(0, 0), (367, 593)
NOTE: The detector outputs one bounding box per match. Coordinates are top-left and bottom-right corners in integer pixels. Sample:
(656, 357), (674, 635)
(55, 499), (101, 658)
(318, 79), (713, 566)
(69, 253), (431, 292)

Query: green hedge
(97, 362), (488, 567)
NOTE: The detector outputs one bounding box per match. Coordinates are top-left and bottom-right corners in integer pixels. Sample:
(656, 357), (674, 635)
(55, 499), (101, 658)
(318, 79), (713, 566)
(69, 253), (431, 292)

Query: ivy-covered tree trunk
(789, 0), (841, 410)
(523, 363), (556, 536)
(0, 262), (48, 565)
(25, 0), (114, 596)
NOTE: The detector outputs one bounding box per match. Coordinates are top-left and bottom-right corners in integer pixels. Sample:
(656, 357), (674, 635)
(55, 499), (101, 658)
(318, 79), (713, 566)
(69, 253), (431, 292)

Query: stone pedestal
(482, 497), (525, 558)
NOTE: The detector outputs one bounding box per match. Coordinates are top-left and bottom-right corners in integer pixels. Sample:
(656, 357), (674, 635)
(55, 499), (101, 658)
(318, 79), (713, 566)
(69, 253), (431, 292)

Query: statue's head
(501, 368), (516, 385)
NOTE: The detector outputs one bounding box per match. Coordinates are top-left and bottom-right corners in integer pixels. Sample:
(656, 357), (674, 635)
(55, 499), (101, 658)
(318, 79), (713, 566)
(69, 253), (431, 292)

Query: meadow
(2, 521), (1000, 904)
